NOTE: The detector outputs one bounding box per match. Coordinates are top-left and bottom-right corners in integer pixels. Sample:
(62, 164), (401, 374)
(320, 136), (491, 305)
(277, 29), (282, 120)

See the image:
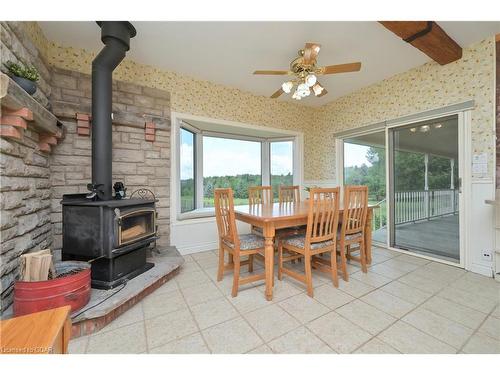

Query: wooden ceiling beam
(379, 21), (462, 65)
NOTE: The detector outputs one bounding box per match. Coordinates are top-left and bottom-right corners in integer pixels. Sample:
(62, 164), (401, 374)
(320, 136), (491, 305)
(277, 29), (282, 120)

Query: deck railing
(372, 189), (459, 231)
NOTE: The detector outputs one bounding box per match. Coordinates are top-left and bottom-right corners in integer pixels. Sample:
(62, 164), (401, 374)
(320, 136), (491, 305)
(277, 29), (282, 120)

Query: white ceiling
(39, 21), (500, 106)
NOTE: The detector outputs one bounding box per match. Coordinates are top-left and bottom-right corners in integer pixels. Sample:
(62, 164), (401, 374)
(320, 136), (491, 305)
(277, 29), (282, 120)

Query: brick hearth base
(70, 246), (184, 339)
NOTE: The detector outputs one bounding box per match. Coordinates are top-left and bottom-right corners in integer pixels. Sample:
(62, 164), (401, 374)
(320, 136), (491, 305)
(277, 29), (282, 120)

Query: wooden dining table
(234, 201), (376, 301)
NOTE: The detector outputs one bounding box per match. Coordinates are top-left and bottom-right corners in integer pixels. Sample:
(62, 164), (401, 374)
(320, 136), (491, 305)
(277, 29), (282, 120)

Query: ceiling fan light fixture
(305, 74), (317, 87)
(281, 81), (293, 94)
(312, 83), (324, 96)
(256, 42), (361, 100)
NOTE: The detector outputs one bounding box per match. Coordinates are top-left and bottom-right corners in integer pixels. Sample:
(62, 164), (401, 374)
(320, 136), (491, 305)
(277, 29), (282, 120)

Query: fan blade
(253, 70), (290, 75)
(320, 62), (361, 74)
(270, 87), (284, 99)
(303, 43), (321, 65)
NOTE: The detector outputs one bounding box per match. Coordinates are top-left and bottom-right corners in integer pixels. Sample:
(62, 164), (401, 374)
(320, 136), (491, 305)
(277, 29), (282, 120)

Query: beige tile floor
(69, 247), (500, 354)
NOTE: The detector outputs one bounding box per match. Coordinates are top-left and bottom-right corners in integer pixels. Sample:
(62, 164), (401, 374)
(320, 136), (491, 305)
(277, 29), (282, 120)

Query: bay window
(177, 122), (298, 218)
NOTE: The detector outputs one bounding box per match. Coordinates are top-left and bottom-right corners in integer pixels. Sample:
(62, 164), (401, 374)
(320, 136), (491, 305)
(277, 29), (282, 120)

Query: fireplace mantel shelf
(1, 72), (60, 136)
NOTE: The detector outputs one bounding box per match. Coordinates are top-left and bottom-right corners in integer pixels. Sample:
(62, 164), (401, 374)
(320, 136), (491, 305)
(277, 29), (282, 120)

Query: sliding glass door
(341, 114), (462, 264)
(389, 115), (460, 263)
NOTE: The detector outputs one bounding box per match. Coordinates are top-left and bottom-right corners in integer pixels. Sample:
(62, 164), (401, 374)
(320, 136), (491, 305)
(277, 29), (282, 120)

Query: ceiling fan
(253, 42), (361, 100)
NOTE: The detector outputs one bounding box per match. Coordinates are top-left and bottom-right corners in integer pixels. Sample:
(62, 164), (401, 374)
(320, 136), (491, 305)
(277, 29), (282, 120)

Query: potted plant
(3, 60), (40, 95)
(304, 185), (319, 199)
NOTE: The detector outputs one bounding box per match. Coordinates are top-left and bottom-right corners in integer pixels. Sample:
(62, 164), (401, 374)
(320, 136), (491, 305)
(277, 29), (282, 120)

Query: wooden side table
(1, 305), (72, 354)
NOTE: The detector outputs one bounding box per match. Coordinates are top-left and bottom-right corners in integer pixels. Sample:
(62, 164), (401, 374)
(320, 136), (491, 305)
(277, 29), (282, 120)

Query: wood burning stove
(61, 21), (157, 289)
(62, 195), (156, 289)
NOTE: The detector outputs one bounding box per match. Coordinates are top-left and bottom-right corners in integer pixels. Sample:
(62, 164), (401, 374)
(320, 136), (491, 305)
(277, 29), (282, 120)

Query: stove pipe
(91, 21), (136, 200)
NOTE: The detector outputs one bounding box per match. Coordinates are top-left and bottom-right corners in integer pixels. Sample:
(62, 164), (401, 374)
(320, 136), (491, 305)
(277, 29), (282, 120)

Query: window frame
(179, 127), (197, 213)
(174, 116), (300, 221)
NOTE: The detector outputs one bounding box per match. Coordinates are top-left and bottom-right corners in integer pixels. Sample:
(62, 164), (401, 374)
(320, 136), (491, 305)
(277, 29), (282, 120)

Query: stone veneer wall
(49, 67), (171, 249)
(0, 23), (55, 311)
(1, 22), (172, 312)
(0, 22), (51, 108)
(0, 130), (54, 311)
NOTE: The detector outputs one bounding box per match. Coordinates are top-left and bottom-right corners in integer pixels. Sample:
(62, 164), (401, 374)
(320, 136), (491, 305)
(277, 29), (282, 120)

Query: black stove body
(62, 195), (156, 289)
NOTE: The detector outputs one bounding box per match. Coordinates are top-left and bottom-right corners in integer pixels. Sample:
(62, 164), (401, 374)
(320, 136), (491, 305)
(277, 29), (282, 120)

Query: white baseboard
(469, 263), (494, 278)
(176, 241), (218, 255)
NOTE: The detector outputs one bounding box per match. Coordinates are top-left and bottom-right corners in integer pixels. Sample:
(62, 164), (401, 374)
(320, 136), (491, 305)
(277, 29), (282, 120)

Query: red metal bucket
(13, 261), (91, 317)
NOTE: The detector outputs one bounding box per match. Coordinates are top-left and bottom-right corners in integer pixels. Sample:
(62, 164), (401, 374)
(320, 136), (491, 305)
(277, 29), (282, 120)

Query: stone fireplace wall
(1, 22), (172, 312)
(0, 22), (55, 311)
(49, 67), (171, 249)
(0, 22), (52, 108)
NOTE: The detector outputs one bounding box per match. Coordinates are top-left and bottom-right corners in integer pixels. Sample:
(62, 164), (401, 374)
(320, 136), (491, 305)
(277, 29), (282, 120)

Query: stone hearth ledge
(70, 246), (184, 338)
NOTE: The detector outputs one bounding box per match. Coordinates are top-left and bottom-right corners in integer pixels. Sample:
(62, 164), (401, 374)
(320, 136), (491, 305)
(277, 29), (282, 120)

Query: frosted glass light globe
(281, 81), (293, 94)
(305, 74), (317, 87)
(312, 83), (324, 96)
(298, 83), (308, 92)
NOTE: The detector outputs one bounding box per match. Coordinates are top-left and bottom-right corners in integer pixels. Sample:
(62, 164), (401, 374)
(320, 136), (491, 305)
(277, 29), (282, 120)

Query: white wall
(467, 181), (496, 276)
(171, 217), (251, 254)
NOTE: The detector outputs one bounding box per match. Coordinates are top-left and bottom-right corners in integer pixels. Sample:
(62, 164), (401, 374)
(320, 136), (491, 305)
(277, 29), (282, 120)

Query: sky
(344, 142), (373, 168)
(202, 137), (261, 177)
(180, 131), (293, 179)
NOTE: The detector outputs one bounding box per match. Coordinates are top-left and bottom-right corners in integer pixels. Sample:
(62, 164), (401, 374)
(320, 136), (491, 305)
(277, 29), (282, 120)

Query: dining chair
(277, 185), (305, 261)
(338, 185), (369, 280)
(279, 185), (300, 203)
(214, 188), (266, 297)
(278, 187), (340, 297)
(248, 186), (272, 235)
(248, 185), (272, 204)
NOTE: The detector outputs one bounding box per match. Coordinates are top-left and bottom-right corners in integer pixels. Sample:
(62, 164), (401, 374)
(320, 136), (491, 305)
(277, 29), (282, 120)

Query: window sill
(177, 207), (216, 221)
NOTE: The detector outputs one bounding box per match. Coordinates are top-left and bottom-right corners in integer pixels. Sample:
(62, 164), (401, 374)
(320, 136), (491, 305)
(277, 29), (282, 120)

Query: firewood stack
(20, 249), (55, 282)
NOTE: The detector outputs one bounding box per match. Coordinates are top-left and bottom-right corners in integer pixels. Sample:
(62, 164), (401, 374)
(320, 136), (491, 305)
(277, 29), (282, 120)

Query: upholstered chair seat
(223, 234), (265, 250)
(283, 235), (334, 250)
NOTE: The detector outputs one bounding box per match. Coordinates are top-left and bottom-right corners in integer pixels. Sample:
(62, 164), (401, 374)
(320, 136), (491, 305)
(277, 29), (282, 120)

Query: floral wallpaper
(23, 23), (496, 181)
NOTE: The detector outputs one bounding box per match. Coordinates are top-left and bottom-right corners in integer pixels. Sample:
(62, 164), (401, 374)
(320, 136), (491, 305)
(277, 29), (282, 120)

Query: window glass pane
(270, 141), (293, 200)
(343, 141), (386, 200)
(203, 136), (261, 207)
(180, 128), (195, 213)
(343, 131), (386, 244)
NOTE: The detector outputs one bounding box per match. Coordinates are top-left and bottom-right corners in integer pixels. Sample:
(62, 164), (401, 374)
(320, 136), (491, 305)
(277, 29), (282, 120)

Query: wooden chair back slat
(342, 186), (368, 236)
(214, 188), (239, 248)
(279, 185), (300, 203)
(306, 187), (340, 245)
(248, 186), (272, 205)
